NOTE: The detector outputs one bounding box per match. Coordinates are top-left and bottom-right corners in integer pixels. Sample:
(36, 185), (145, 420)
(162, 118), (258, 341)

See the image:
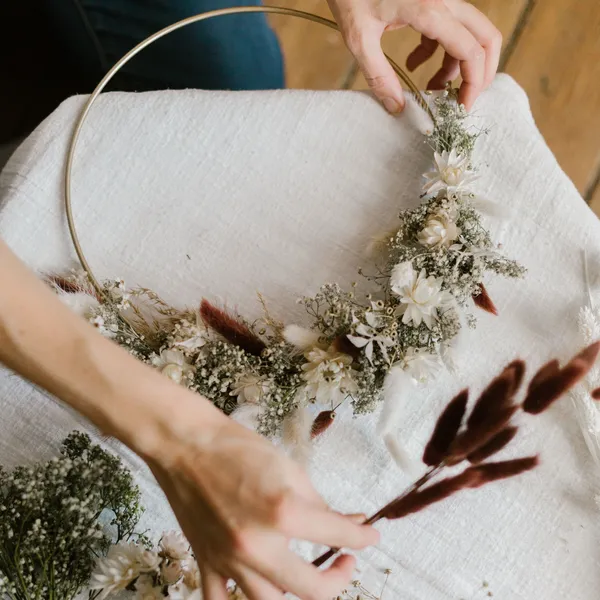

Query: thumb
(353, 30), (406, 113)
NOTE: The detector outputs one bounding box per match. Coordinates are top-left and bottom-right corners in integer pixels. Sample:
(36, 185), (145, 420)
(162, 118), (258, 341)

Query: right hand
(147, 397), (379, 600)
(327, 0), (502, 112)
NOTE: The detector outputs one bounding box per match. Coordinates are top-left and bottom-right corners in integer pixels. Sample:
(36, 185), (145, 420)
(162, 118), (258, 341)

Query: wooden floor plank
(267, 1), (354, 89)
(588, 179), (600, 216)
(350, 0), (528, 91)
(504, 0), (600, 196)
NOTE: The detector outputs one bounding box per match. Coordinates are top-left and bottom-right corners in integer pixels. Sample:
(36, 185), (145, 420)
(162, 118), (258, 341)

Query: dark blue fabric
(48, 0), (284, 91)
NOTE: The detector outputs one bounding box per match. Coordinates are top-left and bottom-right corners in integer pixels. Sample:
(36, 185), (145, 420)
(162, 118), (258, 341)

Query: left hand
(327, 0), (502, 113)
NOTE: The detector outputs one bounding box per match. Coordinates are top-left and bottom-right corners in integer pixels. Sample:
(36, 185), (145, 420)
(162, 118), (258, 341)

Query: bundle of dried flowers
(313, 342), (600, 567)
(50, 88), (524, 454)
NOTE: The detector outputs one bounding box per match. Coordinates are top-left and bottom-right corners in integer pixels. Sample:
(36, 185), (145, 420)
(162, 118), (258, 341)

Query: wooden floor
(267, 0), (600, 215)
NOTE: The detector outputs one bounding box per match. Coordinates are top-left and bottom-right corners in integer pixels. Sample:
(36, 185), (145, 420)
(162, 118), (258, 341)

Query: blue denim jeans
(49, 0), (284, 91)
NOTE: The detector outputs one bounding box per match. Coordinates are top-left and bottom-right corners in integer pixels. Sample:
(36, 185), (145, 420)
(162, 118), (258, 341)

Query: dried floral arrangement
(50, 89), (525, 454)
(2, 344), (598, 600)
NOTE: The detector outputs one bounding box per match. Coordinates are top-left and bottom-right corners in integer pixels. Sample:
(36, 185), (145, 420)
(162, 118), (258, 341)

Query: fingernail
(382, 97), (402, 114)
(347, 513), (367, 523)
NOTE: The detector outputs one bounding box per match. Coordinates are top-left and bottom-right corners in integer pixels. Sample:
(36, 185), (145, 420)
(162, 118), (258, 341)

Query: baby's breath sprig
(0, 432), (146, 600)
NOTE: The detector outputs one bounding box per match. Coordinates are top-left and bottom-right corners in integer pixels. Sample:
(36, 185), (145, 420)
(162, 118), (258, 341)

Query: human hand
(327, 0), (502, 113)
(147, 398), (379, 600)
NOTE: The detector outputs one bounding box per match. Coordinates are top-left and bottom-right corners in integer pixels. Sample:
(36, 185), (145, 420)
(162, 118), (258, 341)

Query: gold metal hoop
(64, 5), (430, 296)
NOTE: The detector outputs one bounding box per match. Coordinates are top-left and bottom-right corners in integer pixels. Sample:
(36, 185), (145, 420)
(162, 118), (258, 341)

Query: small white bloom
(89, 542), (142, 598)
(230, 373), (270, 404)
(390, 261), (415, 291)
(422, 148), (477, 195)
(152, 350), (195, 384)
(160, 531), (191, 561)
(392, 267), (453, 329)
(302, 347), (357, 405)
(347, 311), (395, 363)
(417, 207), (461, 249)
(89, 315), (116, 339)
(137, 549), (161, 573)
(402, 348), (441, 383)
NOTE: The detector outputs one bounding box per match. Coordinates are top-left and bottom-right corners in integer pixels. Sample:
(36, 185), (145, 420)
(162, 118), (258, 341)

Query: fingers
(427, 52), (460, 90)
(283, 499), (379, 549)
(406, 34), (439, 72)
(416, 9), (485, 110)
(447, 0), (502, 88)
(200, 565), (229, 600)
(234, 566), (284, 600)
(347, 25), (406, 113)
(251, 548), (357, 600)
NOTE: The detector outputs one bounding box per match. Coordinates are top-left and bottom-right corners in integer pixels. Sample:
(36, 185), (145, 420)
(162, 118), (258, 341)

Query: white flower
(402, 348), (441, 383)
(392, 265), (452, 329)
(168, 582), (202, 600)
(347, 311), (395, 363)
(160, 531), (191, 561)
(152, 350), (195, 384)
(417, 207), (461, 249)
(161, 560), (184, 585)
(302, 347), (357, 404)
(89, 315), (117, 339)
(137, 549), (161, 573)
(422, 148), (477, 195)
(172, 315), (210, 352)
(230, 373), (270, 404)
(90, 542), (142, 599)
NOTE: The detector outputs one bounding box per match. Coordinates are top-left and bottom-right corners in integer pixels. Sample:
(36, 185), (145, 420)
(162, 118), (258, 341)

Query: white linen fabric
(1, 74), (600, 599)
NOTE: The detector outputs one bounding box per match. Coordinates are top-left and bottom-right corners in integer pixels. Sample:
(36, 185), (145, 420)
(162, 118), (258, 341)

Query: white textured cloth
(2, 74), (600, 599)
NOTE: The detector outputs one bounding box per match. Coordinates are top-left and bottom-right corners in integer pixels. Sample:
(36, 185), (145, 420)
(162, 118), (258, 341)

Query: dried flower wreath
(51, 89), (525, 455)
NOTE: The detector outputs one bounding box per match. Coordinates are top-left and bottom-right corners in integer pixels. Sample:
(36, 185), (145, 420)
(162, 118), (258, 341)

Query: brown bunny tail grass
(450, 404), (519, 462)
(523, 343), (600, 414)
(466, 456), (539, 486)
(311, 411), (336, 439)
(473, 283), (498, 316)
(467, 362), (522, 431)
(592, 387), (600, 400)
(422, 390), (468, 466)
(47, 274), (100, 300)
(528, 359), (560, 391)
(467, 426), (518, 464)
(383, 470), (481, 520)
(200, 299), (266, 356)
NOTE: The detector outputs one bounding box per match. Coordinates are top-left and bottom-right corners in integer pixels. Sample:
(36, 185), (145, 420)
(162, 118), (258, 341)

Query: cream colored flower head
(302, 346), (357, 405)
(159, 531), (191, 561)
(423, 148), (477, 195)
(230, 373), (270, 404)
(417, 207), (461, 249)
(89, 542), (142, 598)
(391, 262), (453, 329)
(151, 350), (195, 385)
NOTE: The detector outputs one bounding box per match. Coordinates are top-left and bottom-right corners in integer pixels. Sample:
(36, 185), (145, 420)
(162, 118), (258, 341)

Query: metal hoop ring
(64, 5), (430, 296)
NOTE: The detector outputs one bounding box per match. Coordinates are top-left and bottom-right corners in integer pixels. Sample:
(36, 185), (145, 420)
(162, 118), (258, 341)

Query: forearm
(0, 240), (222, 458)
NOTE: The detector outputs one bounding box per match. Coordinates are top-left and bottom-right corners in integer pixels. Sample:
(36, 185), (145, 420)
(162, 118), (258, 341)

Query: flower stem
(312, 464), (443, 567)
